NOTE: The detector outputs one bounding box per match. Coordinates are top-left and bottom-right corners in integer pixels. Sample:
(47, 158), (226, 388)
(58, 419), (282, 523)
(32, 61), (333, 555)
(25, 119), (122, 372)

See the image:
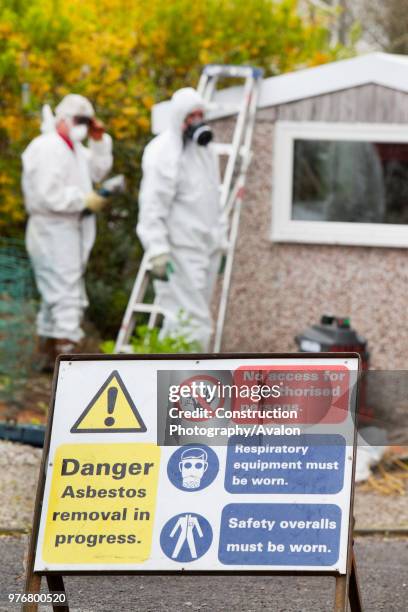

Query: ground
(0, 364), (407, 610)
(0, 439), (407, 611)
(0, 373), (51, 427)
(0, 329), (101, 425)
(1, 534), (407, 611)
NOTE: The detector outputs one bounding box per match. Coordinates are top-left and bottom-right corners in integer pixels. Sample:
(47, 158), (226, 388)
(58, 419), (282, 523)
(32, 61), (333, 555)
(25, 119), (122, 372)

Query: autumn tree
(0, 0), (350, 335)
(358, 0), (408, 53)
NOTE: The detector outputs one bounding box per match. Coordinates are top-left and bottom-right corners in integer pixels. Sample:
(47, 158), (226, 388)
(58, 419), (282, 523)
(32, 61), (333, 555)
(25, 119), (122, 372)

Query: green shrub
(100, 313), (202, 354)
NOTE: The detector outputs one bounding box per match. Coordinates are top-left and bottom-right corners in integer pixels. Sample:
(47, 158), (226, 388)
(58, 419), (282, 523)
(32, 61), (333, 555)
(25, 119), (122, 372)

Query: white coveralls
(22, 132), (113, 342)
(137, 88), (228, 350)
(170, 514), (203, 559)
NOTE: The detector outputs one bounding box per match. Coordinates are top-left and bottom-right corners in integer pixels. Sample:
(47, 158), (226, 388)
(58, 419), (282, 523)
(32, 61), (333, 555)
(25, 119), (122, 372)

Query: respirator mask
(179, 456), (208, 489)
(184, 121), (213, 146)
(69, 116), (92, 142)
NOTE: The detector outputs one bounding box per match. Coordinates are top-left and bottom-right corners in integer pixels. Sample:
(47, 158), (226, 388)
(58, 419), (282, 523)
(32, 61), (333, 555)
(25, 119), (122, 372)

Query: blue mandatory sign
(160, 512), (213, 562)
(219, 503), (341, 566)
(225, 434), (346, 495)
(167, 444), (219, 492)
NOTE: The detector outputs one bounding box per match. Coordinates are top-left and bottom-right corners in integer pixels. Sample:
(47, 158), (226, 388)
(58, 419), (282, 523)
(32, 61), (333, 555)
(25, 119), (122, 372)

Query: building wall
(219, 84), (408, 368)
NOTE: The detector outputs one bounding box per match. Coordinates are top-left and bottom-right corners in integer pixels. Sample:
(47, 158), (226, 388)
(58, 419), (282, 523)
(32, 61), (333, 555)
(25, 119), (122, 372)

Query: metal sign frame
(23, 352), (363, 612)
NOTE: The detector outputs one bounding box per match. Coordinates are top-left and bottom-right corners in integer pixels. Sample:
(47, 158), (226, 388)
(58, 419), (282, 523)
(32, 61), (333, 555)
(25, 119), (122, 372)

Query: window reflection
(292, 139), (408, 224)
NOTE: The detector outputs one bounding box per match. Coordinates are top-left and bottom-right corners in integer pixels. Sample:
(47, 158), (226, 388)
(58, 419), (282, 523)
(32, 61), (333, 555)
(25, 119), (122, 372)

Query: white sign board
(34, 355), (358, 573)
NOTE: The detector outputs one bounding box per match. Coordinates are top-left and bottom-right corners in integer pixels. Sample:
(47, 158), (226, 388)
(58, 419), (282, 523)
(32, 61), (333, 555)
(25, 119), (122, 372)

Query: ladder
(114, 64), (263, 354)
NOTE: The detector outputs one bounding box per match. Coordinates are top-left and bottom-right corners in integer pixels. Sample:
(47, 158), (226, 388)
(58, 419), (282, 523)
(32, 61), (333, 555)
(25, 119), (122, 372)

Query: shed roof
(152, 53), (408, 134)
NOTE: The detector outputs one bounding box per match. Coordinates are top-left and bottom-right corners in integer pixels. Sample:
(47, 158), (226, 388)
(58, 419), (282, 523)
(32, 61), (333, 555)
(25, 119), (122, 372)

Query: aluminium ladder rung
(202, 64), (263, 79)
(213, 143), (251, 157)
(206, 102), (242, 114)
(119, 344), (134, 354)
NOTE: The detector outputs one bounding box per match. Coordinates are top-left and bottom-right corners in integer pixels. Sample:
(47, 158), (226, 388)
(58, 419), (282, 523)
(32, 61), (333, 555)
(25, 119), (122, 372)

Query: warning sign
(31, 355), (358, 576)
(71, 370), (146, 433)
(43, 443), (159, 564)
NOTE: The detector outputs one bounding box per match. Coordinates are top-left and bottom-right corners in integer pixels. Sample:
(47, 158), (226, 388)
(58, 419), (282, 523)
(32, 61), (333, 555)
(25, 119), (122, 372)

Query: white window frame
(271, 120), (408, 248)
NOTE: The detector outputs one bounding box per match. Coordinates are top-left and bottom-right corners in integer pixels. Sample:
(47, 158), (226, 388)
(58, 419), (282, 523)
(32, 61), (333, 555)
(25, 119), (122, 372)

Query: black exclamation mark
(105, 387), (118, 427)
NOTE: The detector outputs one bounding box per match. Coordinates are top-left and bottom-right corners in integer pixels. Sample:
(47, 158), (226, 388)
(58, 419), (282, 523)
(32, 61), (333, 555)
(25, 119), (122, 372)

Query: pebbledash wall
(217, 86), (408, 369)
(152, 54), (408, 369)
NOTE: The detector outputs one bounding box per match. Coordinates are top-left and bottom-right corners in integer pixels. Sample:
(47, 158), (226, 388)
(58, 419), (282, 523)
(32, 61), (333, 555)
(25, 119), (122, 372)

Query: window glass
(292, 140), (408, 224)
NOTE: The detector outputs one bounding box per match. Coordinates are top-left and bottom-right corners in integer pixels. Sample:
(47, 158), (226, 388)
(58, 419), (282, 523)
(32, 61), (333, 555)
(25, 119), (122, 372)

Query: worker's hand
(89, 118), (105, 141)
(84, 191), (107, 213)
(150, 253), (172, 280)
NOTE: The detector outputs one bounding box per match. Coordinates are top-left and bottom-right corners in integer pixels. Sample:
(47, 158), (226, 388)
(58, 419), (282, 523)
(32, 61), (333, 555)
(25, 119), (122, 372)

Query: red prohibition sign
(176, 374), (225, 422)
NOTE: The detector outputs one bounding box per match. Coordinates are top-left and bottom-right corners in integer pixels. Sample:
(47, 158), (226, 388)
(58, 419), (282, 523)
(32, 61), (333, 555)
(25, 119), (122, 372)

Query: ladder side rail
(223, 180), (241, 218)
(222, 74), (261, 216)
(219, 76), (254, 210)
(219, 76), (253, 195)
(114, 254), (150, 352)
(223, 76), (259, 208)
(218, 144), (254, 218)
(147, 294), (167, 328)
(213, 76), (262, 351)
(213, 193), (243, 352)
(148, 308), (159, 329)
(224, 150), (253, 218)
(198, 75), (218, 103)
(196, 72), (209, 97)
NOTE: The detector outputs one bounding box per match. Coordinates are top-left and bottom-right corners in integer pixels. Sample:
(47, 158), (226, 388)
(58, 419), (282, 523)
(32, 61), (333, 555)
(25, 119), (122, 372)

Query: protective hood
(41, 104), (56, 134)
(169, 87), (206, 133)
(55, 94), (94, 119)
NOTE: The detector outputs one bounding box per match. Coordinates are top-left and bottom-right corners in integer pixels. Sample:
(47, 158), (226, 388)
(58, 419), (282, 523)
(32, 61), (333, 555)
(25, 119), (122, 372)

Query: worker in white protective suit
(137, 87), (228, 350)
(22, 94), (113, 369)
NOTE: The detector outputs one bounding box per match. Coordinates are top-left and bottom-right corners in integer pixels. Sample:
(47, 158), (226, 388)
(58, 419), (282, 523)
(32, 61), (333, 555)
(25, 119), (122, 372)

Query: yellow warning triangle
(70, 370), (147, 433)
